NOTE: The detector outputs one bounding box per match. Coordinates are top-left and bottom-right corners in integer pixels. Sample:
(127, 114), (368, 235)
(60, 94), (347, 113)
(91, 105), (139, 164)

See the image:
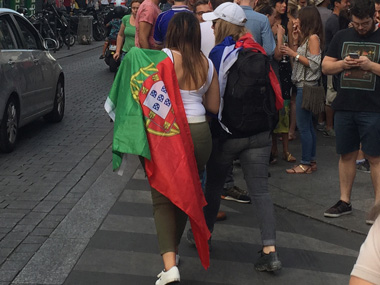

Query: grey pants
(204, 131), (277, 246)
(151, 121), (212, 254)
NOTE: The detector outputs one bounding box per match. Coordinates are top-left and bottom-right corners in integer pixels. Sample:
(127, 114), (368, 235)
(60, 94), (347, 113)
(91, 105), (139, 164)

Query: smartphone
(349, 52), (359, 59)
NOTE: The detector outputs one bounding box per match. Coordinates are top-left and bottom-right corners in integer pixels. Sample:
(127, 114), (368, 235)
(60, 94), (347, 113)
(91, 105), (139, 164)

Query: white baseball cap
(202, 2), (247, 27)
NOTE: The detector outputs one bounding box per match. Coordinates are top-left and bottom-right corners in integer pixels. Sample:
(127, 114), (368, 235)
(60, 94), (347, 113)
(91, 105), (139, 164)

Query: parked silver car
(0, 8), (64, 153)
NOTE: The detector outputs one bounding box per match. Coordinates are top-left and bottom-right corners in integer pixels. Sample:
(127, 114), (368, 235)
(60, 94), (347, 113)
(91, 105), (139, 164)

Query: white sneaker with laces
(155, 266), (180, 285)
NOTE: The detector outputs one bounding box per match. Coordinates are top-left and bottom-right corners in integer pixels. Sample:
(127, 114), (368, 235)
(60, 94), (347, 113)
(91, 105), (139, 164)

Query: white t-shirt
(162, 48), (214, 120)
(351, 216), (380, 284)
(200, 21), (215, 58)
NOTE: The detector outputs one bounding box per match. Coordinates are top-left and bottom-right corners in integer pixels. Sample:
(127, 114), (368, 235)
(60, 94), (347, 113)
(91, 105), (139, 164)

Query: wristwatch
(295, 54), (300, 62)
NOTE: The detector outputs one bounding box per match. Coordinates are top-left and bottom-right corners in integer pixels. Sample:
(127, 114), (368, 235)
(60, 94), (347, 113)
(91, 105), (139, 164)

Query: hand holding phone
(349, 52), (359, 59)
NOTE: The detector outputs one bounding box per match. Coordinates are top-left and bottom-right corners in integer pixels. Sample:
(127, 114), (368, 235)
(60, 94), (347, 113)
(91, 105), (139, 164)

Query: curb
(53, 41), (104, 60)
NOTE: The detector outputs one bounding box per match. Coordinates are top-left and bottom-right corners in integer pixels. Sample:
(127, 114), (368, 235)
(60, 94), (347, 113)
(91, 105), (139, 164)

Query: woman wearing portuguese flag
(152, 12), (220, 285)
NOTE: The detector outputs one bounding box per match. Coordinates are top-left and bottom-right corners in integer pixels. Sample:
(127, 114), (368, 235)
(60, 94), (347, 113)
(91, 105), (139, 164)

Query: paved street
(0, 43), (375, 285)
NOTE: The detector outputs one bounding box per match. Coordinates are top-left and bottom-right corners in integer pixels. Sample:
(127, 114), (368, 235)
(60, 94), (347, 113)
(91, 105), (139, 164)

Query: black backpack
(221, 48), (278, 137)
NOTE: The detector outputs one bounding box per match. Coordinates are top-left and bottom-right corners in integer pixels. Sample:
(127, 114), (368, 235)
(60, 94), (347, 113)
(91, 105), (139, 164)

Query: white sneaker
(155, 266), (180, 285)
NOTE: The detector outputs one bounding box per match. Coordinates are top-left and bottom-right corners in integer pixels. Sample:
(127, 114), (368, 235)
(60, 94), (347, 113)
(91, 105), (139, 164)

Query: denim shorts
(335, 111), (380, 157)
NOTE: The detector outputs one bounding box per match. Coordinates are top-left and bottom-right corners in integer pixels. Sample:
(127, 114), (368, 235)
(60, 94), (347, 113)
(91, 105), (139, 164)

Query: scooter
(104, 39), (119, 72)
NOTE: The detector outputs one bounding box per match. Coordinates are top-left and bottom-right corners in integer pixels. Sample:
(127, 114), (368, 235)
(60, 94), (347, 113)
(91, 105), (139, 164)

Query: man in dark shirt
(322, 0), (349, 138)
(322, 0), (380, 223)
(325, 0), (349, 52)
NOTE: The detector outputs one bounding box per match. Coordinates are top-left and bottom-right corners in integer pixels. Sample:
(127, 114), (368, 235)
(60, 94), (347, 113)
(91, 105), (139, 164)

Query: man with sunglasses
(322, 0), (380, 224)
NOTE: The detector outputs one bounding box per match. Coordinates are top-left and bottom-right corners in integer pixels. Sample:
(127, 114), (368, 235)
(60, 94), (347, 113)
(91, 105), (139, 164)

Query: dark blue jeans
(204, 131), (276, 246)
(296, 87), (316, 165)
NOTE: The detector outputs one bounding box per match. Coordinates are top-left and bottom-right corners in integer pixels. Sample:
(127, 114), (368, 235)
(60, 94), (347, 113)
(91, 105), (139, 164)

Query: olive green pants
(151, 121), (212, 255)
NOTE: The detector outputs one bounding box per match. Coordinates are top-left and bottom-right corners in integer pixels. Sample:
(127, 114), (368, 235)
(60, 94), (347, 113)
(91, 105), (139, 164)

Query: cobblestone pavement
(0, 46), (115, 284)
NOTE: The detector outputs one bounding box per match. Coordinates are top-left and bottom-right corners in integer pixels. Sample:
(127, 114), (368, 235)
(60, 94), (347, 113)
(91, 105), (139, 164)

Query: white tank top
(162, 48), (214, 122)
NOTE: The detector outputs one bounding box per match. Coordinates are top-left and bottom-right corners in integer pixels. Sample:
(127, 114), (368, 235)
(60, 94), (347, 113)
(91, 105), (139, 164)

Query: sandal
(283, 152), (296, 162)
(286, 164), (312, 174)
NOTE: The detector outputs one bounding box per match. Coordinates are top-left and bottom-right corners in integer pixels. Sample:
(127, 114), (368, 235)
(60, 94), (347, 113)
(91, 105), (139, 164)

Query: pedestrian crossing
(64, 166), (364, 285)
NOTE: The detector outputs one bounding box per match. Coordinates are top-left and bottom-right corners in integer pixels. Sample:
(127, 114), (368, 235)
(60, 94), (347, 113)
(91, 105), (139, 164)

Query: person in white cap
(200, 0), (234, 57)
(201, 1), (283, 273)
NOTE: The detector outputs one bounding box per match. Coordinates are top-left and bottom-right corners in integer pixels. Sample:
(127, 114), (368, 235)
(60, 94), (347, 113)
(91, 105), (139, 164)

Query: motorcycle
(29, 10), (60, 49)
(50, 5), (76, 47)
(104, 39), (119, 72)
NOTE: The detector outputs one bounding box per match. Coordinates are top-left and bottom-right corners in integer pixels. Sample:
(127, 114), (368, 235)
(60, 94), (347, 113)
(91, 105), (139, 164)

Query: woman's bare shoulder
(309, 34), (320, 42)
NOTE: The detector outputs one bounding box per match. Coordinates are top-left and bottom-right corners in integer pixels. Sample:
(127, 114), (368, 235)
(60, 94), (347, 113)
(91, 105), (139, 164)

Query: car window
(0, 17), (16, 50)
(13, 15), (42, 50)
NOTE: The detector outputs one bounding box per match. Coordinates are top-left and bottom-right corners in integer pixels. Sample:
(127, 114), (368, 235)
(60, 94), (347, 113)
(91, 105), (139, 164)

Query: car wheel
(44, 79), (65, 123)
(0, 97), (18, 153)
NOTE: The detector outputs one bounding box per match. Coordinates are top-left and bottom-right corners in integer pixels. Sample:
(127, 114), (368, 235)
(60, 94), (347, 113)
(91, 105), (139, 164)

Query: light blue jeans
(204, 131), (276, 246)
(296, 87), (316, 165)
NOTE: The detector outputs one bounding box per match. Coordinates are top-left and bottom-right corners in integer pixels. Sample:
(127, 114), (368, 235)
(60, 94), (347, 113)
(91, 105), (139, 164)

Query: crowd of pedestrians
(105, 0), (380, 284)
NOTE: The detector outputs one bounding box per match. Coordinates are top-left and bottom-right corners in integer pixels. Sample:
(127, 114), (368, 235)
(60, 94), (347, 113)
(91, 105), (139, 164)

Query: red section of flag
(138, 57), (210, 269)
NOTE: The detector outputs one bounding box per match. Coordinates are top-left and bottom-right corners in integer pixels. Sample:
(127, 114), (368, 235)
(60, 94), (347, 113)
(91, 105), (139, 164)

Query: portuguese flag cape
(104, 47), (210, 269)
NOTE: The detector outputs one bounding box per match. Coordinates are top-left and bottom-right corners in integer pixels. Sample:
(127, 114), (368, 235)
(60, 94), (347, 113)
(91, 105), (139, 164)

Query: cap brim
(202, 11), (218, 22)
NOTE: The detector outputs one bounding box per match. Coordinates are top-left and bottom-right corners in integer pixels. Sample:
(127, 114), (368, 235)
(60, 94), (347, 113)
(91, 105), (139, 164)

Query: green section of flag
(106, 47), (168, 170)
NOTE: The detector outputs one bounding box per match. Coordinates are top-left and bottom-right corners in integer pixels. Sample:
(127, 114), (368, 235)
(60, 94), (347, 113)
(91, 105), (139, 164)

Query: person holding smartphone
(322, 0), (380, 224)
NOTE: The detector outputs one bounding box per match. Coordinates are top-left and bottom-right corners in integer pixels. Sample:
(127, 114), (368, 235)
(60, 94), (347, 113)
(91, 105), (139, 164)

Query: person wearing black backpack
(201, 2), (284, 273)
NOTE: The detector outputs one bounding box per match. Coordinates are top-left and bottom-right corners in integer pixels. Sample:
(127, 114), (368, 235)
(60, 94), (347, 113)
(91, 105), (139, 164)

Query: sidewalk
(52, 40), (104, 60)
(265, 131), (374, 235)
